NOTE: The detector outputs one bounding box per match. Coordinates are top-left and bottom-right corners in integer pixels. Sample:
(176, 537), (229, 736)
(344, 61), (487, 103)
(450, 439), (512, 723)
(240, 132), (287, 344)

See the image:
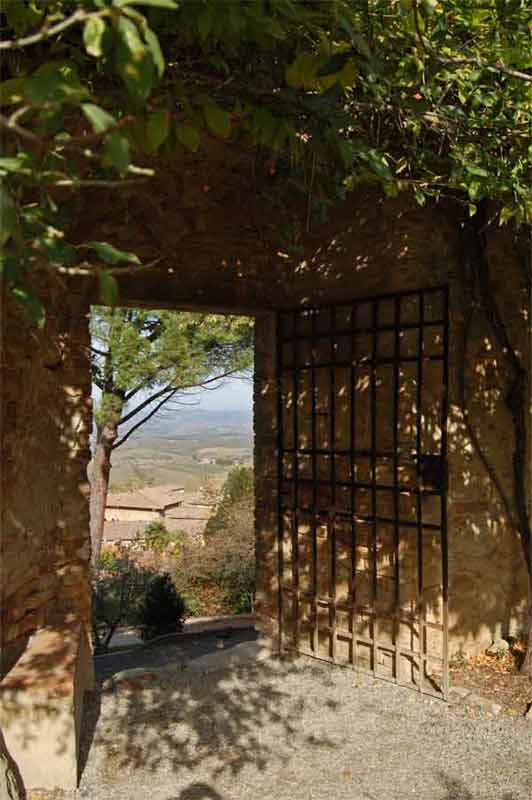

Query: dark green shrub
(92, 551), (153, 653)
(219, 555), (255, 614)
(138, 573), (186, 641)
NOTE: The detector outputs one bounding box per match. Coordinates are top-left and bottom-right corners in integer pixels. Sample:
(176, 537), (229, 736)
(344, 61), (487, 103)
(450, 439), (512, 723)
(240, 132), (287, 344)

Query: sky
(91, 373), (253, 414)
(193, 375), (253, 412)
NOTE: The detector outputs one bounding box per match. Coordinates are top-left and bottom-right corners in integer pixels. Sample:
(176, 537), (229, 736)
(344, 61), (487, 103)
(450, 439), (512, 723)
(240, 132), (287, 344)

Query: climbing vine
(459, 202), (531, 674)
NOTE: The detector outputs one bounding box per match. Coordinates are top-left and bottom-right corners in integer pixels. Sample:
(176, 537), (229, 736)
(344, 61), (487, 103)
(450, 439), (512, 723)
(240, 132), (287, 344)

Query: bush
(218, 554), (255, 613)
(141, 521), (184, 554)
(205, 465), (254, 536)
(137, 573), (186, 641)
(182, 591), (204, 617)
(92, 549), (154, 653)
(98, 548), (120, 571)
(173, 467), (255, 617)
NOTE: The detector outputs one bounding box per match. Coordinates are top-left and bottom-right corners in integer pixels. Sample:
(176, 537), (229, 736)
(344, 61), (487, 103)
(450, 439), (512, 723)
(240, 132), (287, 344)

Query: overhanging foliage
(0, 1), (530, 319)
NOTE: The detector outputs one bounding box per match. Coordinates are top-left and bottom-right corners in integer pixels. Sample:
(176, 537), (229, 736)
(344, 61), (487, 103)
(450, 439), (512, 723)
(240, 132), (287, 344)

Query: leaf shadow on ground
(438, 772), (518, 800)
(79, 656), (338, 797)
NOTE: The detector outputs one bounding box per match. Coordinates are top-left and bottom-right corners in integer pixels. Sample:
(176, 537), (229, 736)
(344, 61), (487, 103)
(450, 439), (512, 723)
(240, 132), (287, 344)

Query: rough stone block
(0, 622), (94, 791)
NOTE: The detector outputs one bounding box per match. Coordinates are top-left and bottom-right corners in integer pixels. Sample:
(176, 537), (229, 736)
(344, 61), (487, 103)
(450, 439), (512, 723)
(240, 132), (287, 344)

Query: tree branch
(119, 384), (177, 427)
(113, 389), (180, 450)
(0, 9), (104, 51)
(0, 112), (43, 147)
(466, 203), (531, 573)
(457, 283), (515, 528)
(90, 345), (109, 358)
(435, 54), (532, 83)
(119, 368), (243, 428)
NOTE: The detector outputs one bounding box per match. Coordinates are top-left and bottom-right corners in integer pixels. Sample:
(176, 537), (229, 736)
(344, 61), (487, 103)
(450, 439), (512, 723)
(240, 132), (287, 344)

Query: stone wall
(0, 184), (528, 681)
(0, 277), (92, 676)
(247, 199), (529, 658)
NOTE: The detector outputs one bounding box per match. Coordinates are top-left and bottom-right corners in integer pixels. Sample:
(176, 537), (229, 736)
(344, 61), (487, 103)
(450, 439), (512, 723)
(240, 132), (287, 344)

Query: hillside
(108, 408), (253, 493)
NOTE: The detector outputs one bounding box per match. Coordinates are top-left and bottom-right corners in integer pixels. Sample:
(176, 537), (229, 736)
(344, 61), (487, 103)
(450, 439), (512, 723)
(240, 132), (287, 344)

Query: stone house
(165, 493), (215, 541)
(0, 145), (530, 791)
(102, 491), (213, 547)
(104, 485), (185, 524)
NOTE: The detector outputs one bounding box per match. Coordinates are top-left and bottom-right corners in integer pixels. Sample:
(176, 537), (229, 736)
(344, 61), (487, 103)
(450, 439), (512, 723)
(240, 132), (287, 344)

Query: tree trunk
(0, 730), (24, 800)
(521, 577), (532, 679)
(89, 422), (118, 568)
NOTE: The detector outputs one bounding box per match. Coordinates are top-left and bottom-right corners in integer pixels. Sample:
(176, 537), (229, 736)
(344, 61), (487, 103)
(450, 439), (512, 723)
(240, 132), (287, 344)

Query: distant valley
(108, 407), (253, 493)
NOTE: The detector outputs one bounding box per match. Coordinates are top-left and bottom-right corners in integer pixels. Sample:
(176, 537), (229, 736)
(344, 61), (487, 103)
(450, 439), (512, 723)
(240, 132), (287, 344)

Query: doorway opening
(88, 305), (255, 655)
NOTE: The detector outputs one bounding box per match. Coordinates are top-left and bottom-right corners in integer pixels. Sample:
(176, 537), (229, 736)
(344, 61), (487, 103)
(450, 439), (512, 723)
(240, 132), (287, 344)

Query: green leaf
(203, 103), (231, 139)
(498, 206), (516, 225)
(0, 253), (19, 284)
(176, 124), (201, 152)
(11, 286), (45, 326)
(0, 183), (17, 246)
(0, 78), (24, 106)
(317, 52), (351, 78)
(88, 242), (141, 265)
(414, 188), (426, 207)
(465, 164), (489, 178)
(0, 157), (25, 174)
(83, 17), (106, 58)
(146, 110), (169, 151)
(286, 53), (319, 89)
(115, 18), (155, 102)
(144, 28), (165, 77)
(82, 103), (116, 133)
(25, 61), (88, 106)
(104, 131), (131, 172)
(197, 7), (214, 40)
(98, 271), (119, 306)
(116, 16), (145, 55)
(3, 0), (43, 35)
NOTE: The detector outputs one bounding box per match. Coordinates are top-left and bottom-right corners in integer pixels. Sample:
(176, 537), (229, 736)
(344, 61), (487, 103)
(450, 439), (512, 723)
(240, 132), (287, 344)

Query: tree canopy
(91, 307), (253, 446)
(1, 1), (530, 319)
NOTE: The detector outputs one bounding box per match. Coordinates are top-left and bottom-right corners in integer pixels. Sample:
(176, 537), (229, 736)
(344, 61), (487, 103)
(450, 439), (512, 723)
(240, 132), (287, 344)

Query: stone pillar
(0, 274), (93, 679)
(253, 313), (280, 647)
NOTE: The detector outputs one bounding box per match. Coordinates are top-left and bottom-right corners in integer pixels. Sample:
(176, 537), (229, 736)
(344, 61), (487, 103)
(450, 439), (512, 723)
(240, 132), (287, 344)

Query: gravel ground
(71, 654), (532, 800)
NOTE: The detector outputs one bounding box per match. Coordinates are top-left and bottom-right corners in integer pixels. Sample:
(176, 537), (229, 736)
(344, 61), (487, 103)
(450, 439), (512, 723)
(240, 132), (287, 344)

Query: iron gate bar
(280, 283), (446, 312)
(281, 354), (445, 371)
(276, 285), (449, 698)
(441, 288), (450, 700)
(293, 310), (300, 652)
(370, 300), (378, 674)
(280, 504), (444, 532)
(330, 306), (337, 663)
(350, 303), (358, 670)
(393, 296), (401, 682)
(416, 291), (426, 693)
(276, 312), (284, 654)
(281, 475), (443, 497)
(281, 319), (446, 342)
(311, 307), (318, 655)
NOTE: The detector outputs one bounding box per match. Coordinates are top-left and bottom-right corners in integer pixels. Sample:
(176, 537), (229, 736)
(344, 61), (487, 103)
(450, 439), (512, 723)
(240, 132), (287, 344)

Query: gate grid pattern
(277, 287), (449, 698)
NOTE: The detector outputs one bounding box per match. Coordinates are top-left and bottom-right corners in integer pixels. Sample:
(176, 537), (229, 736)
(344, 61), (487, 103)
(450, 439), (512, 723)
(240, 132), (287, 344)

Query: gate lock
(418, 454), (447, 492)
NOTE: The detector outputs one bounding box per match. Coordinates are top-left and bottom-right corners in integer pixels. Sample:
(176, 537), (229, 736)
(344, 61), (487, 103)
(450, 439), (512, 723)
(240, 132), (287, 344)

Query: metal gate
(277, 286), (449, 698)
